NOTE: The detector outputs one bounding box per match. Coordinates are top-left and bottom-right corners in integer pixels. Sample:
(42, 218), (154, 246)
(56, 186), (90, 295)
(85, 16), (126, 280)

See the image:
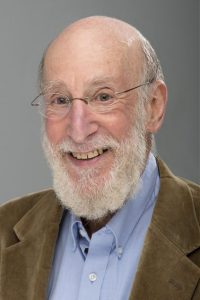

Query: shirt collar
(70, 215), (82, 251)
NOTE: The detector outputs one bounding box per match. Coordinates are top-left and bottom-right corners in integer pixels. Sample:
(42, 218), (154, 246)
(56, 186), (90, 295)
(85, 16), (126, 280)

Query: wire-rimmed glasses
(31, 79), (154, 120)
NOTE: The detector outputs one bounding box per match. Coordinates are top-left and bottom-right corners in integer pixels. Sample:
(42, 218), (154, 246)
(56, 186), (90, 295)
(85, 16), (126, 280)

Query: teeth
(72, 148), (106, 160)
(80, 153), (88, 159)
(87, 150), (98, 159)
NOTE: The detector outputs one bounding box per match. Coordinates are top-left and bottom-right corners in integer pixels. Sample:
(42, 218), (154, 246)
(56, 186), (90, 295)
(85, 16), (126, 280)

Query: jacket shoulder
(157, 157), (199, 191)
(0, 189), (54, 219)
(157, 157), (200, 219)
(182, 177), (200, 198)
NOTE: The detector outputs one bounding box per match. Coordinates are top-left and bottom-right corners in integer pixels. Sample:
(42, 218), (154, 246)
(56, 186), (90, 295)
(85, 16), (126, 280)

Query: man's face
(42, 29), (149, 219)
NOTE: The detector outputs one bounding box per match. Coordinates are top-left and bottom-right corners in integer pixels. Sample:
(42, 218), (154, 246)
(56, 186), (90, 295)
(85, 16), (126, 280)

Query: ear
(145, 80), (168, 133)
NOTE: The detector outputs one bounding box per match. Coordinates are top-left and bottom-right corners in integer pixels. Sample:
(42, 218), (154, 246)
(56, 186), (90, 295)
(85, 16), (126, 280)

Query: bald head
(52, 16), (141, 47)
(39, 16), (163, 94)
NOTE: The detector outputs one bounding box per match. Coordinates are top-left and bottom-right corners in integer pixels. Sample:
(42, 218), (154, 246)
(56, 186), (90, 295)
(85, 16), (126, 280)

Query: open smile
(70, 148), (108, 160)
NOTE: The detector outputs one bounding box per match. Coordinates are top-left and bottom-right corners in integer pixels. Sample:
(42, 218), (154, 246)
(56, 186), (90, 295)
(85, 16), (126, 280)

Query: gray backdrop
(0, 0), (199, 203)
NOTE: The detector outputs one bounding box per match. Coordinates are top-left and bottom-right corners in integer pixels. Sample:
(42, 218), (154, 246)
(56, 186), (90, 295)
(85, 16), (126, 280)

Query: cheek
(108, 121), (130, 140)
(45, 119), (67, 145)
(105, 107), (134, 141)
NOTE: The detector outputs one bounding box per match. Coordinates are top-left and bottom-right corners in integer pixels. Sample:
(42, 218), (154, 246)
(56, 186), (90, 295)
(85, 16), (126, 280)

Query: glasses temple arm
(31, 93), (42, 106)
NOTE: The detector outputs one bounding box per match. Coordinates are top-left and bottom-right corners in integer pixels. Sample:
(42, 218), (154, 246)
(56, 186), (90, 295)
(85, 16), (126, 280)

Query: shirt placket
(77, 229), (114, 300)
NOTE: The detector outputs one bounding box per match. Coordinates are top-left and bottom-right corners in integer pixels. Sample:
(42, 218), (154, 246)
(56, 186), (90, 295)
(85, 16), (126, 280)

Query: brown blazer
(0, 159), (200, 300)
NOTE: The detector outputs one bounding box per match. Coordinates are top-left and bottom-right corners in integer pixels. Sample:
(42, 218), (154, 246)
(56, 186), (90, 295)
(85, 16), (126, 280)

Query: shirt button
(117, 246), (123, 258)
(89, 272), (97, 282)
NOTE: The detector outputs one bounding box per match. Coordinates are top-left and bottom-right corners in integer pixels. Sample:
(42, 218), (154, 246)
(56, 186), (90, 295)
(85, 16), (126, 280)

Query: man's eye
(96, 93), (114, 102)
(55, 97), (67, 104)
(50, 96), (70, 105)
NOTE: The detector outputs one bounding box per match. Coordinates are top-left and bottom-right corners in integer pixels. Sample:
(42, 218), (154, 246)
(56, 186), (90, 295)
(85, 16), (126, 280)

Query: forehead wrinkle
(84, 75), (121, 87)
(41, 75), (123, 96)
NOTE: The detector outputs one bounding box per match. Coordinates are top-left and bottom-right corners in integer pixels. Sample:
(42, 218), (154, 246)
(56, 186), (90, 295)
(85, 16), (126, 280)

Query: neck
(81, 213), (114, 238)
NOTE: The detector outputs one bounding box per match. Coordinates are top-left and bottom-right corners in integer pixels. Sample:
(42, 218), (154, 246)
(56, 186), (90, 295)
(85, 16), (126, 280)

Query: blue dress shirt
(47, 153), (160, 300)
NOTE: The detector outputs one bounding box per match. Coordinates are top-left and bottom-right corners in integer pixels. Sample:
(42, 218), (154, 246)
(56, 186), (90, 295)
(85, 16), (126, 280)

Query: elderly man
(0, 16), (200, 300)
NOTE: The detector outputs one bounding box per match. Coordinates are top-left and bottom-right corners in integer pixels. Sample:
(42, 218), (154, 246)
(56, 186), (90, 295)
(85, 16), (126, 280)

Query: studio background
(0, 0), (199, 203)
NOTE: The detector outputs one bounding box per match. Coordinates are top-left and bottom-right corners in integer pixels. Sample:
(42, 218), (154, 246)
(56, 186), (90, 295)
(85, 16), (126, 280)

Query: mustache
(55, 135), (120, 153)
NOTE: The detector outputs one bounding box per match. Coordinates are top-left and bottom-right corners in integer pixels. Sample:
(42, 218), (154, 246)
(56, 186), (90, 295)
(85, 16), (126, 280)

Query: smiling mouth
(70, 148), (108, 160)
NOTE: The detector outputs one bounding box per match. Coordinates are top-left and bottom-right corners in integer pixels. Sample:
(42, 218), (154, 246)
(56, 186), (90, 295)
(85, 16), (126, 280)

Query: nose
(67, 99), (99, 144)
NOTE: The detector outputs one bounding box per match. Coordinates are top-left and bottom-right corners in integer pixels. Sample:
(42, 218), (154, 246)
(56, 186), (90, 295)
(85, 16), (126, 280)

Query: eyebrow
(85, 76), (116, 86)
(41, 80), (67, 92)
(42, 76), (117, 92)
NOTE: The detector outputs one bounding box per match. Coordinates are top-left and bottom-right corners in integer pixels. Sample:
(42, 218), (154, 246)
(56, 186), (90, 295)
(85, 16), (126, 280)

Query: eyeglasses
(31, 79), (154, 120)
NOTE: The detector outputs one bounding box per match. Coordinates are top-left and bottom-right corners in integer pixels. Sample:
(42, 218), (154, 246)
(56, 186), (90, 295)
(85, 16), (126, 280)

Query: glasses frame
(31, 77), (155, 119)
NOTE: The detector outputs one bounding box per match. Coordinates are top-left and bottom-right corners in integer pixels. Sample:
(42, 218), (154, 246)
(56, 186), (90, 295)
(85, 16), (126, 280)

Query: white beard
(42, 101), (149, 220)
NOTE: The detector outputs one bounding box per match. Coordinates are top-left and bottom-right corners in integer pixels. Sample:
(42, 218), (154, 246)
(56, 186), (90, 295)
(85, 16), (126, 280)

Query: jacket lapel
(130, 224), (200, 300)
(130, 159), (200, 300)
(0, 190), (64, 300)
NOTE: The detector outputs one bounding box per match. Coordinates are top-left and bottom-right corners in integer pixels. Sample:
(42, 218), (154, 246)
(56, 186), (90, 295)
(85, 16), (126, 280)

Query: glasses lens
(89, 89), (118, 113)
(39, 93), (70, 119)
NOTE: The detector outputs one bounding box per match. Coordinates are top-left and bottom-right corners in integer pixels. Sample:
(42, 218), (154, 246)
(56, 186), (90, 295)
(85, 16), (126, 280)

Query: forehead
(43, 26), (143, 88)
